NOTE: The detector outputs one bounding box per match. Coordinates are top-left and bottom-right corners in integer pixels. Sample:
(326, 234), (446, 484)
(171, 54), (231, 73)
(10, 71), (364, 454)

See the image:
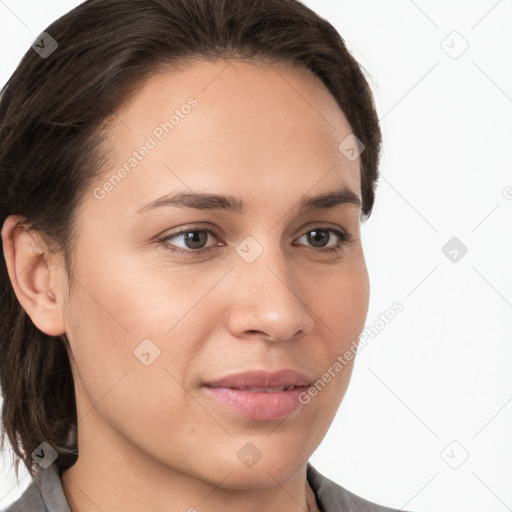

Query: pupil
(308, 230), (329, 247)
(185, 231), (207, 249)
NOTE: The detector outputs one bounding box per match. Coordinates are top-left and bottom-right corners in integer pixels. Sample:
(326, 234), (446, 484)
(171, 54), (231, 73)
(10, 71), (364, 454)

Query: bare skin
(2, 59), (369, 512)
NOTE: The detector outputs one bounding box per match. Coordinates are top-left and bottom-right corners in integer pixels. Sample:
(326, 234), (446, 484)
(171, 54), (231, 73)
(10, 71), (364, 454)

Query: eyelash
(158, 225), (352, 256)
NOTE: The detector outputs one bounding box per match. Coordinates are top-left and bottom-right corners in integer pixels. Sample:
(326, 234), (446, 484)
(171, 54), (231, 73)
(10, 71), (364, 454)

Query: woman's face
(60, 59), (370, 487)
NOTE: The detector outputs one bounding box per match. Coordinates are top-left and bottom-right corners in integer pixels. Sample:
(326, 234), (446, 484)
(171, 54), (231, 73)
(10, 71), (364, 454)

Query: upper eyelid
(163, 220), (349, 236)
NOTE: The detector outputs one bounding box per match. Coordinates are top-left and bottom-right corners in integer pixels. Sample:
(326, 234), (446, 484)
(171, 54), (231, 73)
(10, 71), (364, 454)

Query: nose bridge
(226, 234), (314, 342)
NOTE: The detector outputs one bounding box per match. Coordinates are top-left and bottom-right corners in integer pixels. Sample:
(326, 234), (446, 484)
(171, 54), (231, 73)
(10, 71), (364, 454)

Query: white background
(0, 1), (511, 511)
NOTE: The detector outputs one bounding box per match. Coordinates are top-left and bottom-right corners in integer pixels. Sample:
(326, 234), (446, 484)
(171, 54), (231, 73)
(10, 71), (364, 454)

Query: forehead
(115, 58), (348, 130)
(90, 59), (361, 217)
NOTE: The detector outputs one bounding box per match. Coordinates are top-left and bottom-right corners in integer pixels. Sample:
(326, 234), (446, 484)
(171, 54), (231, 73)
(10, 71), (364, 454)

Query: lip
(204, 369), (313, 389)
(203, 369), (313, 421)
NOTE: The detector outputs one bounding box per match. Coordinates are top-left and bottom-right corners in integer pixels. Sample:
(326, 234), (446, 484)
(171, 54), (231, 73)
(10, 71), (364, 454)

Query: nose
(225, 244), (315, 344)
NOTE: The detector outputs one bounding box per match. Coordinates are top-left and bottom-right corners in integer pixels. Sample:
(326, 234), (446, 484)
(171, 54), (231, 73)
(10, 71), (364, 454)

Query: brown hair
(0, 0), (381, 480)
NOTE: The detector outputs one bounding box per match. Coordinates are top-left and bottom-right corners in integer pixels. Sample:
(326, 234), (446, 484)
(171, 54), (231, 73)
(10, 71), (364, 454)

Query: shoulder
(0, 463), (71, 512)
(307, 463), (412, 512)
(0, 481), (45, 512)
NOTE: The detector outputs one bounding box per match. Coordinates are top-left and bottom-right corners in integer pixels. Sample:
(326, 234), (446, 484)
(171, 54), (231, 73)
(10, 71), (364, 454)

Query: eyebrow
(134, 185), (362, 215)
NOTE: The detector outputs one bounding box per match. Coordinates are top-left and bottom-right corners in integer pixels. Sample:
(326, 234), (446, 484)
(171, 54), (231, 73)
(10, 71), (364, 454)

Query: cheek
(67, 248), (226, 346)
(305, 258), (369, 398)
(63, 251), (227, 407)
(64, 257), (225, 458)
(312, 257), (370, 349)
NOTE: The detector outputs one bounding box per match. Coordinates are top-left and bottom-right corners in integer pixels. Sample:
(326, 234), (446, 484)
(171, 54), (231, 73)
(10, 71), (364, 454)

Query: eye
(158, 225), (351, 256)
(293, 227), (350, 254)
(159, 227), (223, 254)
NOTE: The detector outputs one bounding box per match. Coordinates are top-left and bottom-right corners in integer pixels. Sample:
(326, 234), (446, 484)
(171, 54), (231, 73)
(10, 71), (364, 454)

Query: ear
(1, 215), (67, 336)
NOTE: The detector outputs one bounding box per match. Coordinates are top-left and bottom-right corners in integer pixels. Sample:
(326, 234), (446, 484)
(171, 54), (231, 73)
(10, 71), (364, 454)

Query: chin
(201, 441), (310, 490)
(215, 461), (308, 491)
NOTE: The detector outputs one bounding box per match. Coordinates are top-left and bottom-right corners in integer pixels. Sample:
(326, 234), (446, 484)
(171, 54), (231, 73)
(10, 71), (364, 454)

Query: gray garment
(1, 462), (408, 511)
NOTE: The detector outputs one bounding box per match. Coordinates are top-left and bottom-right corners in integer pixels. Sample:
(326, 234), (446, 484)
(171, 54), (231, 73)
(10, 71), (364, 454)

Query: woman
(0, 1), (408, 510)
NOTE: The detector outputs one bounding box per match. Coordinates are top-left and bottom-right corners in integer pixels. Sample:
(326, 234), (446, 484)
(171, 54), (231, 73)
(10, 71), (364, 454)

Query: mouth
(225, 385), (298, 392)
(202, 369), (313, 421)
(204, 368), (312, 389)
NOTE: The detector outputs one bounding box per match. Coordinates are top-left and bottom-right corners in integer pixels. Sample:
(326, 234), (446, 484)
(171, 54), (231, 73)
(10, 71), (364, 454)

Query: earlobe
(1, 214), (66, 336)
